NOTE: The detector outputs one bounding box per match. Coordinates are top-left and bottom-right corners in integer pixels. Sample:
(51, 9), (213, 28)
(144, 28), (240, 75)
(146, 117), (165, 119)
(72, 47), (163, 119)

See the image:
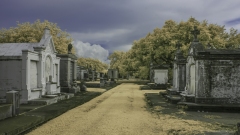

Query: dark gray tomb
(57, 44), (80, 93)
(180, 26), (240, 105)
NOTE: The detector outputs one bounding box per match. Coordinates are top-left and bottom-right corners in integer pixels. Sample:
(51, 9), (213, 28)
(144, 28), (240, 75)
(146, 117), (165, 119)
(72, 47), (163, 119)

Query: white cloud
(70, 0), (240, 55)
(73, 40), (109, 63)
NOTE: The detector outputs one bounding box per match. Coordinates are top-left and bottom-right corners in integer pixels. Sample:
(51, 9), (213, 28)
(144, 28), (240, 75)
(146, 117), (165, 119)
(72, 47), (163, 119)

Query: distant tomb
(57, 44), (80, 93)
(77, 66), (89, 81)
(149, 64), (169, 89)
(108, 69), (118, 80)
(166, 42), (187, 103)
(0, 27), (61, 103)
(88, 67), (96, 81)
(180, 26), (240, 105)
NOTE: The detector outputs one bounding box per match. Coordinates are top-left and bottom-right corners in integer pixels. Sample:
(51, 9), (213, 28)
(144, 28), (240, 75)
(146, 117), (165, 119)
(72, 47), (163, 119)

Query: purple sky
(1, 0), (240, 63)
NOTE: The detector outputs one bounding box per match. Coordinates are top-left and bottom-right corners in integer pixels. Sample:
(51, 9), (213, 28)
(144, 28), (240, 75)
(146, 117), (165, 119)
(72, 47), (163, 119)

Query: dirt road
(27, 83), (236, 135)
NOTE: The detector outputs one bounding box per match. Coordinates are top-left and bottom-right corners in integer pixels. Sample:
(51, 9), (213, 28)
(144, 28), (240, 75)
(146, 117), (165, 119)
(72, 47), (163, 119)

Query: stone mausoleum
(0, 27), (60, 103)
(150, 64), (168, 85)
(57, 44), (79, 93)
(168, 42), (186, 93)
(108, 69), (118, 80)
(181, 26), (240, 104)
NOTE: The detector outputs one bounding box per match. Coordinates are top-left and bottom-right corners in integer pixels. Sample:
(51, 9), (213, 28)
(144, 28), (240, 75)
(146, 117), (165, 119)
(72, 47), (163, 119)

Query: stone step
(28, 93), (74, 105)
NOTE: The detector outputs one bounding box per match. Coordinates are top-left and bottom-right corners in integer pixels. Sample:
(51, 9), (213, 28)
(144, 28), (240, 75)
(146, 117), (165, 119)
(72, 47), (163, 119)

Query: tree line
(108, 17), (240, 80)
(0, 20), (108, 73)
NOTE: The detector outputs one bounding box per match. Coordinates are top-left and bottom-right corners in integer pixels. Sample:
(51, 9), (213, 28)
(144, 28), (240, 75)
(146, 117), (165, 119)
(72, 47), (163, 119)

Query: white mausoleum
(0, 27), (60, 103)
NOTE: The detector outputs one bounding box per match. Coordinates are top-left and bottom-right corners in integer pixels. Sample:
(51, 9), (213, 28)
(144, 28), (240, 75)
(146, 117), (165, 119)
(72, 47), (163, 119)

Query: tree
(77, 57), (108, 73)
(108, 51), (127, 75)
(124, 17), (240, 80)
(0, 20), (73, 54)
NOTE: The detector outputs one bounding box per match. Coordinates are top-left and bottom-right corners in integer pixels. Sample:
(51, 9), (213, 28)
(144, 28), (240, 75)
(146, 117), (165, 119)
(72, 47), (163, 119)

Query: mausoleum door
(190, 64), (195, 95)
(30, 61), (38, 89)
(45, 56), (51, 82)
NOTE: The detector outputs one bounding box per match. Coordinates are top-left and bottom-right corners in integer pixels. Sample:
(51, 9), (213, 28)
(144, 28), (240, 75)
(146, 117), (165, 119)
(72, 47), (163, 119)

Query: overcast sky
(1, 0), (240, 63)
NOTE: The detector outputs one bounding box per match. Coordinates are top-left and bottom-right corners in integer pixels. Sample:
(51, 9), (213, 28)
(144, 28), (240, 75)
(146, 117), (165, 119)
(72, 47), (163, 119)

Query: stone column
(21, 50), (30, 103)
(74, 60), (77, 81)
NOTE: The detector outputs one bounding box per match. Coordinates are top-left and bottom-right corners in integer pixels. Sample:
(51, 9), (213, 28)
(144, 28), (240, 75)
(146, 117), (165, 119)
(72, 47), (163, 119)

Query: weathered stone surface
(171, 42), (187, 92)
(0, 27), (61, 103)
(57, 53), (79, 93)
(182, 26), (240, 104)
(150, 64), (169, 85)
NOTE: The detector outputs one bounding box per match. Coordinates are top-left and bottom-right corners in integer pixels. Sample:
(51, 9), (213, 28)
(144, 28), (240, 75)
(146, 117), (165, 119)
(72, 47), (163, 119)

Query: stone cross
(176, 41), (182, 50)
(191, 26), (200, 42)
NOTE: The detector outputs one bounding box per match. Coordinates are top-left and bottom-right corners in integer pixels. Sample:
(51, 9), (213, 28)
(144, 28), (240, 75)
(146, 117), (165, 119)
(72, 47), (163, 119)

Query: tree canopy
(0, 20), (73, 54)
(77, 57), (109, 73)
(109, 17), (240, 80)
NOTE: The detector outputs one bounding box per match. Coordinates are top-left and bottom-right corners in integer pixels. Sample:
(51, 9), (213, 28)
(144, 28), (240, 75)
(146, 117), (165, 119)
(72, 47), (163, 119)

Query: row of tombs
(152, 26), (240, 105)
(0, 27), (79, 104)
(0, 27), (119, 105)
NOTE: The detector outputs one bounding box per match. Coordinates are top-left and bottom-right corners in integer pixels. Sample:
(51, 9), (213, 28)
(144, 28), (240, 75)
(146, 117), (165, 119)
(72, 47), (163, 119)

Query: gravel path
(27, 83), (231, 135)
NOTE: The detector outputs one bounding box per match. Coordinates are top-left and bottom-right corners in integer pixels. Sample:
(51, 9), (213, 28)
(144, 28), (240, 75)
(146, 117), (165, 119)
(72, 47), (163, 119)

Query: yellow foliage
(77, 57), (108, 73)
(114, 17), (240, 79)
(0, 20), (73, 54)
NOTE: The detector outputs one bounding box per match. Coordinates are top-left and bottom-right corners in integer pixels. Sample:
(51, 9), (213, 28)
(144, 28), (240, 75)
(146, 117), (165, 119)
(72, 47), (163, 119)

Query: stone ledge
(31, 88), (42, 92)
(28, 93), (74, 105)
(0, 91), (103, 134)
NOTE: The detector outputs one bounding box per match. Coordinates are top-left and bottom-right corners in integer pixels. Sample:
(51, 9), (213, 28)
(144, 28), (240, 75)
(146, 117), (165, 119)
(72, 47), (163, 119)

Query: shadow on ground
(0, 83), (119, 135)
(144, 92), (239, 134)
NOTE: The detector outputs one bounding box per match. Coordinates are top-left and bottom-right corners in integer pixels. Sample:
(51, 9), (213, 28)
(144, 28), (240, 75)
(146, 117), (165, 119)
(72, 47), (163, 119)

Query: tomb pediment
(45, 39), (56, 54)
(37, 27), (57, 54)
(37, 37), (57, 54)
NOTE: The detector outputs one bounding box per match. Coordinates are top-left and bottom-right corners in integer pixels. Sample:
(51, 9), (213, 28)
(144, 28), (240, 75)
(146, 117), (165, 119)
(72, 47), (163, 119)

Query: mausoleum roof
(0, 43), (38, 56)
(204, 49), (240, 54)
(151, 64), (169, 69)
(0, 27), (58, 56)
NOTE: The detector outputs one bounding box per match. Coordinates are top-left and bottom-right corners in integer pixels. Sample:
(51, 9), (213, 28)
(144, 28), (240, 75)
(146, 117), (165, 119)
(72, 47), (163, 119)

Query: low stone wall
(85, 83), (100, 88)
(195, 98), (230, 104)
(0, 104), (12, 120)
(146, 83), (169, 89)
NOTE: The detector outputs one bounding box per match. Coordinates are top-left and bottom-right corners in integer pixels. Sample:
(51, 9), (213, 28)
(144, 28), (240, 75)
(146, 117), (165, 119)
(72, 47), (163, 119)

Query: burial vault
(0, 27), (60, 103)
(181, 26), (240, 104)
(57, 44), (79, 93)
(150, 64), (169, 85)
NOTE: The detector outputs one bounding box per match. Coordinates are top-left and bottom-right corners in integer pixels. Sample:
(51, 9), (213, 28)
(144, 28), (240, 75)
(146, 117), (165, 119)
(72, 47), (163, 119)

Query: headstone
(181, 26), (240, 104)
(0, 27), (61, 103)
(57, 44), (80, 93)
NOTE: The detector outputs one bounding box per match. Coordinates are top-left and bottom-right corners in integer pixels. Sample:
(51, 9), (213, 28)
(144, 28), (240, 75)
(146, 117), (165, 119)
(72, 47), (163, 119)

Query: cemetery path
(27, 83), (231, 135)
